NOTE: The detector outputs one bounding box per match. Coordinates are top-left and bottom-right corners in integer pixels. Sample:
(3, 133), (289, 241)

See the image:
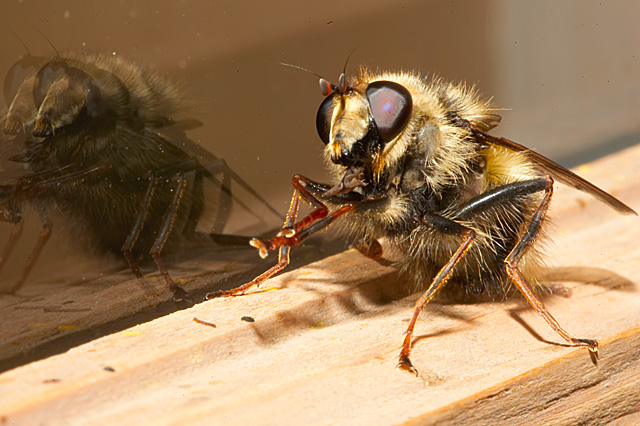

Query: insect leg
(201, 157), (282, 231)
(181, 167), (205, 240)
(206, 190), (302, 299)
(217, 159), (282, 220)
(0, 200), (24, 279)
(178, 167), (255, 246)
(0, 166), (110, 292)
(199, 157), (262, 241)
(457, 177), (598, 356)
(501, 177), (599, 356)
(397, 214), (476, 376)
(0, 222), (24, 292)
(248, 174), (355, 258)
(8, 214), (52, 293)
(150, 172), (188, 287)
(121, 174), (159, 278)
(0, 222), (23, 276)
(179, 157), (279, 246)
(208, 174), (365, 299)
(121, 157), (206, 277)
(204, 158), (233, 234)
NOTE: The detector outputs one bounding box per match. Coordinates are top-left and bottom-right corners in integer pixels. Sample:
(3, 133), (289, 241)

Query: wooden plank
(0, 144), (638, 425)
(0, 238), (337, 372)
(0, 246), (260, 369)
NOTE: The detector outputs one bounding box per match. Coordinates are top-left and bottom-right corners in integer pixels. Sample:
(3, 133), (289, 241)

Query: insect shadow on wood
(0, 47), (281, 298)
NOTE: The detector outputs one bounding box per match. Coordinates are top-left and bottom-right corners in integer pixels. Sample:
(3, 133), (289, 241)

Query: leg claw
(170, 284), (191, 303)
(581, 339), (599, 360)
(397, 355), (419, 377)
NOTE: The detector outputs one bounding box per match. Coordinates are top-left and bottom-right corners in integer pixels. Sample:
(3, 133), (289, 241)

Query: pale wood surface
(0, 245), (263, 370)
(0, 145), (639, 425)
(0, 239), (336, 372)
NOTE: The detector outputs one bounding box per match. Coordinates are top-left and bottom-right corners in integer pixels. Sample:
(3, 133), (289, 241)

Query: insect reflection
(0, 51), (279, 297)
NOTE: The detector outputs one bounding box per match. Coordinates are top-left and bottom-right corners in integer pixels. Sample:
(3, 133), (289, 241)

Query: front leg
(247, 174), (355, 259)
(206, 174), (356, 299)
(206, 193), (301, 299)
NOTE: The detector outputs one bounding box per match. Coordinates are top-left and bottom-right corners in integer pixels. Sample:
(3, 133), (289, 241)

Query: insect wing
(474, 129), (637, 215)
(154, 120), (282, 221)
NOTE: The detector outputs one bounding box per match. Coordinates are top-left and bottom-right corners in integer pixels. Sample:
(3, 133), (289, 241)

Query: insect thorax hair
(325, 69), (550, 300)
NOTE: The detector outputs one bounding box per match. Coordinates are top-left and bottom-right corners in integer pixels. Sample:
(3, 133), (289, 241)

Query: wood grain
(0, 144), (638, 426)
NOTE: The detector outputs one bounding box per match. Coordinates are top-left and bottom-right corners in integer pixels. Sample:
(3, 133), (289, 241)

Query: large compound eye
(365, 81), (412, 143)
(4, 55), (46, 106)
(316, 94), (335, 145)
(33, 59), (68, 107)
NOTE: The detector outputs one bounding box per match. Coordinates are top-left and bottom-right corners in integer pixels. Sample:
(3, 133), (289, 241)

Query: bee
(207, 66), (637, 375)
(0, 51), (278, 296)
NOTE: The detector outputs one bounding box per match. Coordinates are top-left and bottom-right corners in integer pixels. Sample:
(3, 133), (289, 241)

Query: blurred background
(0, 0), (638, 286)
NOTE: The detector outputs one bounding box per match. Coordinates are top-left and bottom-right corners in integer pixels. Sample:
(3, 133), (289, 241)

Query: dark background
(0, 0), (638, 285)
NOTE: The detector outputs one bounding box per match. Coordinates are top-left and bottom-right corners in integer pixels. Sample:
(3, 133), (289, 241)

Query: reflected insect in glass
(0, 51), (279, 297)
(207, 67), (637, 375)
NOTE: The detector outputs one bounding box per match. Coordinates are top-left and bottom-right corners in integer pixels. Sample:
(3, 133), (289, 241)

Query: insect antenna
(29, 24), (60, 57)
(338, 46), (358, 93)
(1, 24), (32, 56)
(278, 62), (336, 96)
(278, 62), (324, 80)
(1, 24), (49, 116)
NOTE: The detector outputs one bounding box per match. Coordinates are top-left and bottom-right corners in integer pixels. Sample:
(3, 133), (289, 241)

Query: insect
(0, 51), (278, 295)
(207, 66), (637, 375)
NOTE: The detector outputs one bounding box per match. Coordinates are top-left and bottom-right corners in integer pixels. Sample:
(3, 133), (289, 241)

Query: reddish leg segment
(206, 174), (355, 299)
(503, 178), (598, 356)
(397, 228), (476, 376)
(398, 177), (598, 376)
